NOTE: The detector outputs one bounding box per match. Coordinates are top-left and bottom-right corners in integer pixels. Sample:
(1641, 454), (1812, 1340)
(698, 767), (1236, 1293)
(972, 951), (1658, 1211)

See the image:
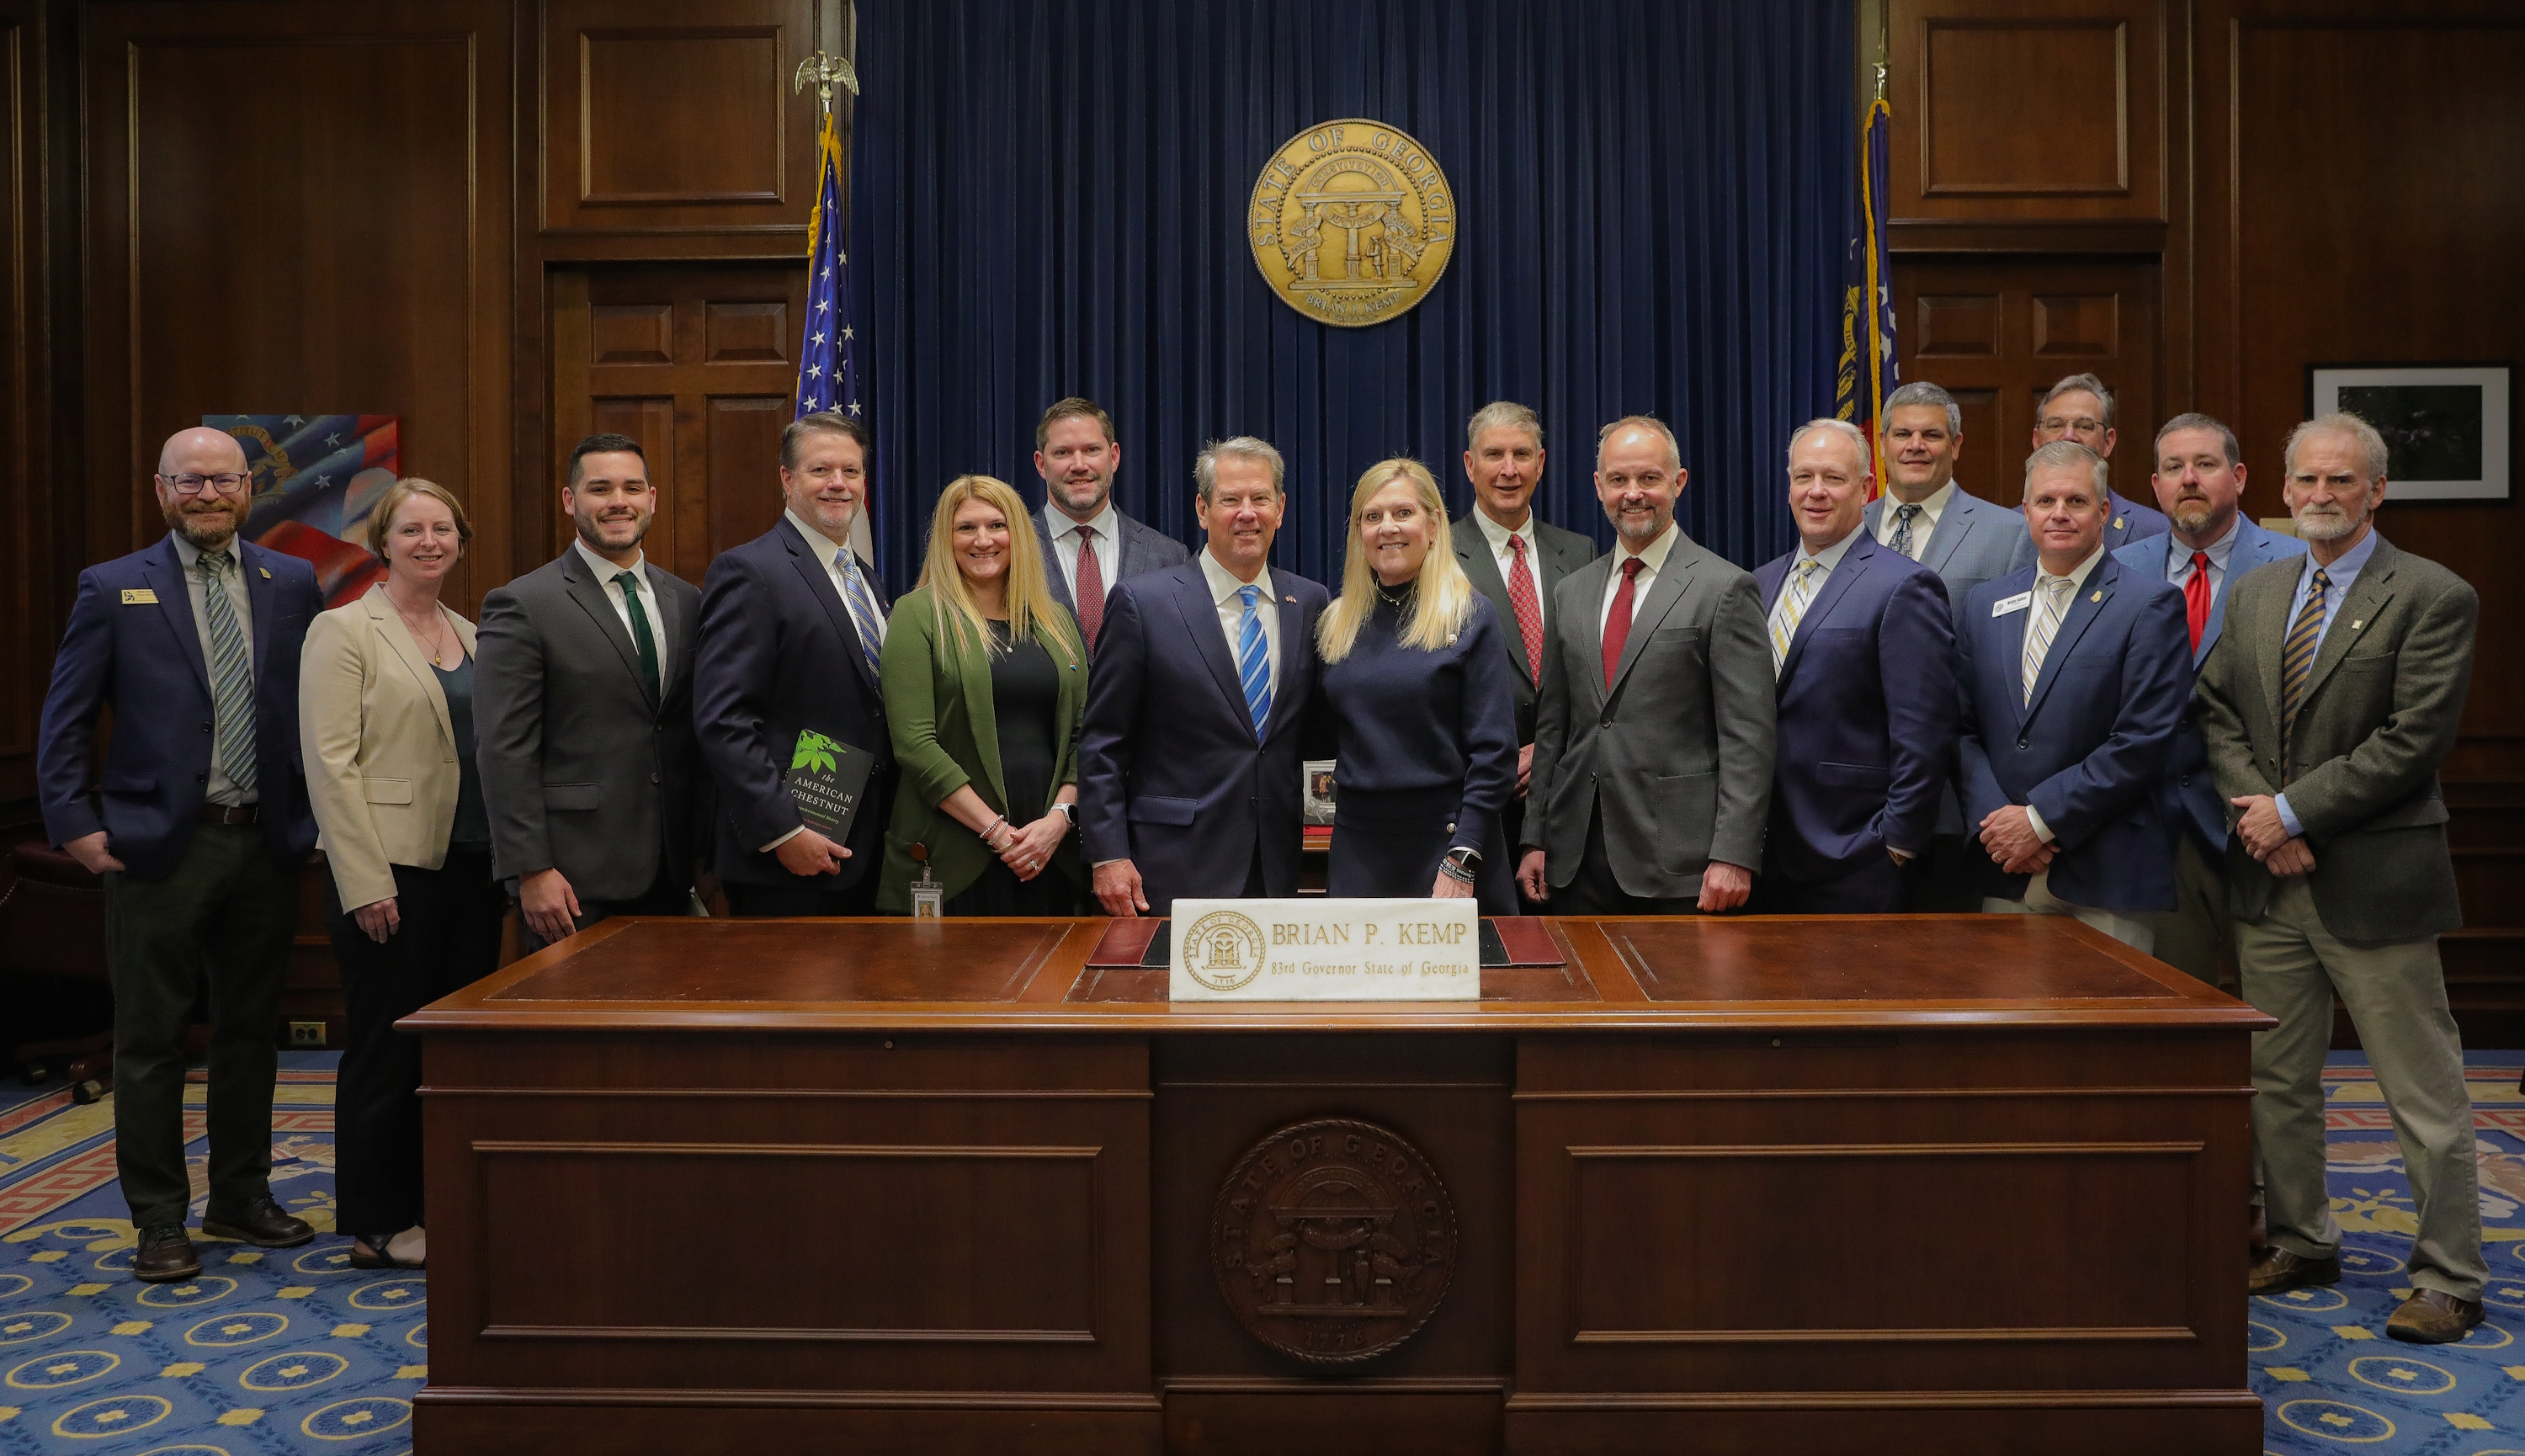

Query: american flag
(797, 109), (858, 422)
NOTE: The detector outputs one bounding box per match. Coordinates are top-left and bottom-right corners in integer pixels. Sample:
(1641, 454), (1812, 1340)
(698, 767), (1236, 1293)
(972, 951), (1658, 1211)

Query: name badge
(1991, 591), (2033, 617)
(1170, 898), (1479, 1002)
(120, 588), (158, 605)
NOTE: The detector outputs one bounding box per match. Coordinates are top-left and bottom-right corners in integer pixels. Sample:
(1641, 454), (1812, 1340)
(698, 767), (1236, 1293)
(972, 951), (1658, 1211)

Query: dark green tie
(614, 570), (660, 698)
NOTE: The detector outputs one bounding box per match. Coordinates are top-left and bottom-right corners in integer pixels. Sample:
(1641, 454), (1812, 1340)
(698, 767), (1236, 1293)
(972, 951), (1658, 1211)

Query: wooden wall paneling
(0, 0), (45, 804)
(80, 1), (517, 617)
(1892, 257), (2160, 504)
(547, 262), (804, 585)
(539, 0), (816, 236)
(1887, 0), (2167, 225)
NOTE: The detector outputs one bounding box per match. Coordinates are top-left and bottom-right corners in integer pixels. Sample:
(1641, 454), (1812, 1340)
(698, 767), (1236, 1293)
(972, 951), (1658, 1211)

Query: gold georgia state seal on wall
(1250, 119), (1456, 328)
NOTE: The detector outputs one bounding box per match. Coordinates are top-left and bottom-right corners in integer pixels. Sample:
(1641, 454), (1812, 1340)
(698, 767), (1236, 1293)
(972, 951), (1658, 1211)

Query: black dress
(946, 620), (1084, 916)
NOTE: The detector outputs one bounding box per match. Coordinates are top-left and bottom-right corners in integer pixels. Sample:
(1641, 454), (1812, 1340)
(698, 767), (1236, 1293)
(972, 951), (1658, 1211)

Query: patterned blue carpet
(2, 1050), (2522, 1453)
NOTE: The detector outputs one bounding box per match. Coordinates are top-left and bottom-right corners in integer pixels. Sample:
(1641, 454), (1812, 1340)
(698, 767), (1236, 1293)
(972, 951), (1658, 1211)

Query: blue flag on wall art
(205, 412), (399, 607)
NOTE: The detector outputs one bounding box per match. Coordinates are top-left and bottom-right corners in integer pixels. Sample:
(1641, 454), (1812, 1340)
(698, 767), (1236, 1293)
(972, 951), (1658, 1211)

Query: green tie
(614, 570), (660, 699)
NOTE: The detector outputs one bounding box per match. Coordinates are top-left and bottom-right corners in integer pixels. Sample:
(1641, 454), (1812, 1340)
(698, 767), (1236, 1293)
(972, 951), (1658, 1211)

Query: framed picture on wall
(2305, 364), (2511, 502)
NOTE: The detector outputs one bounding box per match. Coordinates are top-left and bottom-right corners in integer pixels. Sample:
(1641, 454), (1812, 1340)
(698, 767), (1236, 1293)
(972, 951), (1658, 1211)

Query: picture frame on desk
(2307, 363), (2511, 502)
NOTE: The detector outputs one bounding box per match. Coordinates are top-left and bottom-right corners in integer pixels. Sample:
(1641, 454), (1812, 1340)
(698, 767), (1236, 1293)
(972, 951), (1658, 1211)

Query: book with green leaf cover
(784, 728), (875, 840)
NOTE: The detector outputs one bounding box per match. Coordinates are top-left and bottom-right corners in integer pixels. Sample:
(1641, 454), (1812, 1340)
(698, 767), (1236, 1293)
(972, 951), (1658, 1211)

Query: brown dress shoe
(2386, 1289), (2484, 1343)
(2248, 1204), (2268, 1256)
(132, 1225), (201, 1283)
(2248, 1246), (2340, 1295)
(200, 1197), (314, 1249)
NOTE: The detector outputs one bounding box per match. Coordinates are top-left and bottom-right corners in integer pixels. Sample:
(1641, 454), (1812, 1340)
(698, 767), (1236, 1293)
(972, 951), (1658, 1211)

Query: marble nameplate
(1167, 898), (1480, 1002)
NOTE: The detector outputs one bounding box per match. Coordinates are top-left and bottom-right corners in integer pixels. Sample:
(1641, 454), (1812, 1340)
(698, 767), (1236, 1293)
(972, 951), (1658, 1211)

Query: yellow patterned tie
(1768, 560), (1821, 677)
(2021, 576), (2073, 705)
(2278, 568), (2331, 752)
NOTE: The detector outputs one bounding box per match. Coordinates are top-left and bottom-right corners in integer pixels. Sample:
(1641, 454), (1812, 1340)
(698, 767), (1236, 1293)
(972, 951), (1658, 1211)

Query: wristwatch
(1440, 847), (1480, 885)
(1054, 801), (1076, 829)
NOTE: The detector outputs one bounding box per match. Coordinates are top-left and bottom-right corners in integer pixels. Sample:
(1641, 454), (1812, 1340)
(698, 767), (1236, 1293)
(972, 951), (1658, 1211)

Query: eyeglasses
(165, 473), (250, 497)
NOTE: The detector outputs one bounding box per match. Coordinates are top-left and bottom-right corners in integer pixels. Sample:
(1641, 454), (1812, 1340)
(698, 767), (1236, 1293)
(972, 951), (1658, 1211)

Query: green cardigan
(875, 587), (1088, 911)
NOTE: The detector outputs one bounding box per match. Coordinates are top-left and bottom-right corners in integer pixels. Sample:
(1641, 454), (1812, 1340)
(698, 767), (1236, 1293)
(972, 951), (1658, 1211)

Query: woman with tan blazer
(298, 478), (502, 1272)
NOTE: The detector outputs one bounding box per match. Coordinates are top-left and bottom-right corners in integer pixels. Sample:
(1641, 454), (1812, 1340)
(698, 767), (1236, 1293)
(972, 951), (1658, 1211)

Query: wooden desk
(405, 916), (2272, 1455)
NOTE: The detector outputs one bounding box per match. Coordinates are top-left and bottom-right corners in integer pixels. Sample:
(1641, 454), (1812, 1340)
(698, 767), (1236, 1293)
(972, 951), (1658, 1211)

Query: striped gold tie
(2279, 567), (2331, 747)
(2021, 576), (2072, 705)
(1768, 560), (1820, 676)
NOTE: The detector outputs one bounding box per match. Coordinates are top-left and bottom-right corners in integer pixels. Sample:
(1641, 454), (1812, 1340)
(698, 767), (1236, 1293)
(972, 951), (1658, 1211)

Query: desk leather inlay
(1610, 917), (2172, 1002)
(490, 921), (1066, 1003)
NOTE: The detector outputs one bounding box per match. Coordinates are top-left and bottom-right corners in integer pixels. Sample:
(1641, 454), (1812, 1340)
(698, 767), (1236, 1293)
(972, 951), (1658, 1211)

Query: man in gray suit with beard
(476, 433), (707, 954)
(1034, 397), (1188, 658)
(1451, 401), (1596, 907)
(1518, 416), (1774, 914)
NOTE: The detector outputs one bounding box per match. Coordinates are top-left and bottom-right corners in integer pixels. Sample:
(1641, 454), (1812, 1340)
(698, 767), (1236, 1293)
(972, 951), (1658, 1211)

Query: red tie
(1506, 534), (1544, 688)
(2184, 550), (2212, 654)
(1601, 555), (1647, 690)
(1073, 524), (1104, 654)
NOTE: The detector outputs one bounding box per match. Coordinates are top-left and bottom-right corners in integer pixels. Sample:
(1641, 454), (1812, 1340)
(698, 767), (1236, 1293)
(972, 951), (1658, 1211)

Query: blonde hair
(365, 476), (471, 556)
(913, 475), (1082, 667)
(1317, 458), (1477, 663)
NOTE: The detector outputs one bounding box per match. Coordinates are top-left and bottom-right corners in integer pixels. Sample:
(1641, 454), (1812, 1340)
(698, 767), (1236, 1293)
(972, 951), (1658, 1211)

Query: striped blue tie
(199, 552), (257, 793)
(1236, 585), (1272, 735)
(835, 548), (886, 680)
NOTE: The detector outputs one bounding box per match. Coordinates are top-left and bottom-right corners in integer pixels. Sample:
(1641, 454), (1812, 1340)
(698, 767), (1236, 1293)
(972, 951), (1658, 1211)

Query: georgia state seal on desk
(1249, 120), (1456, 327)
(1212, 1116), (1459, 1363)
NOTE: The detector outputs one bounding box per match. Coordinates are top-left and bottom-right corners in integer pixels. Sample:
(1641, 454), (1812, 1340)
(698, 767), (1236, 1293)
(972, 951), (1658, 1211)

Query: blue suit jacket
(1076, 557), (1329, 915)
(2111, 519), (2307, 853)
(37, 534), (324, 879)
(1956, 554), (2191, 911)
(693, 517), (895, 888)
(1754, 534), (1958, 883)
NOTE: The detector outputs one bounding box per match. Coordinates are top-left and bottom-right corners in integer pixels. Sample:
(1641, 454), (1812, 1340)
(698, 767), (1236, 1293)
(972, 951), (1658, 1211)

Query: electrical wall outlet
(288, 1021), (327, 1047)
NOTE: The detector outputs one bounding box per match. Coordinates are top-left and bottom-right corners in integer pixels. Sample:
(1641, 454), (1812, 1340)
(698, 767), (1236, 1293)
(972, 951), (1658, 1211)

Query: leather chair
(0, 841), (114, 1101)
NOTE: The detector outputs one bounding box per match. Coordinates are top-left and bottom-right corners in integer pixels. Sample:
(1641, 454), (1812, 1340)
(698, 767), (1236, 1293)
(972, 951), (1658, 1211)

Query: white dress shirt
(170, 533), (258, 807)
(1469, 507), (1547, 640)
(1598, 518), (1683, 627)
(2021, 544), (2107, 847)
(1198, 547), (1280, 699)
(1874, 479), (1960, 560)
(1046, 500), (1121, 607)
(2163, 516), (2241, 607)
(573, 537), (669, 684)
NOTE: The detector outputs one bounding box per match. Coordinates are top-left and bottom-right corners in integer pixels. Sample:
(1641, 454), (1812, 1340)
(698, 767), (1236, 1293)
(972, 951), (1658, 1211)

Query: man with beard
(1517, 417), (1773, 914)
(2030, 372), (2172, 551)
(2197, 412), (2485, 1343)
(475, 433), (707, 953)
(36, 427), (327, 1280)
(1033, 397), (1186, 657)
(2111, 413), (2303, 984)
(694, 411), (895, 916)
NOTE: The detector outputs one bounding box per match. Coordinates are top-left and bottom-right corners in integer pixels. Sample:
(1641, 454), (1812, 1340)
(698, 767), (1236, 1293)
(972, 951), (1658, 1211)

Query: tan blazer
(300, 585), (480, 910)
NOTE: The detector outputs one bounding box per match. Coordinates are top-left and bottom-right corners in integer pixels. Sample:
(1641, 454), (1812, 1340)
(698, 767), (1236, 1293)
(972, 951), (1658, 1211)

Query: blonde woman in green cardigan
(877, 475), (1090, 914)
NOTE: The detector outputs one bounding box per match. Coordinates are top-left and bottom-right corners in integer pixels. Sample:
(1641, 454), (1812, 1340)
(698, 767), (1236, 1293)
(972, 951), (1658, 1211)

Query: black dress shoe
(200, 1197), (314, 1249)
(132, 1225), (200, 1283)
(2249, 1246), (2340, 1295)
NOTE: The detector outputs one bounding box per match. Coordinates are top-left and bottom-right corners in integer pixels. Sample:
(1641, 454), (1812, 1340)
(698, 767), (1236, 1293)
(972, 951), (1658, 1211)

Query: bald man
(37, 428), (327, 1282)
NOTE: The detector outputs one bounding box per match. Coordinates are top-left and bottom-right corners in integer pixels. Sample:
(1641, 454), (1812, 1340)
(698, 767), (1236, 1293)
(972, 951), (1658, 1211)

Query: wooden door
(1891, 258), (2161, 507)
(549, 262), (808, 585)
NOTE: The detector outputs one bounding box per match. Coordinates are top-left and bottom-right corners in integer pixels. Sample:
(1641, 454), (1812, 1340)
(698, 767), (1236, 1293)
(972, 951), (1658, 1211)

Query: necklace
(396, 604), (450, 667)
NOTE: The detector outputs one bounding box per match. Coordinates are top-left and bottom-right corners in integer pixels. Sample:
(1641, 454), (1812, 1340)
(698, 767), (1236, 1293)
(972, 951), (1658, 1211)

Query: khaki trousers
(1982, 869), (2156, 954)
(2240, 875), (2484, 1300)
(2149, 833), (2235, 991)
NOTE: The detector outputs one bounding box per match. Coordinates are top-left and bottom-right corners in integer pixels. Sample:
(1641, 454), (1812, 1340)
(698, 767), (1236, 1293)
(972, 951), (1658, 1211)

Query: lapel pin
(2350, 619), (2363, 630)
(2113, 516), (2125, 529)
(1284, 595), (1296, 604)
(2090, 590), (2102, 603)
(259, 566), (272, 579)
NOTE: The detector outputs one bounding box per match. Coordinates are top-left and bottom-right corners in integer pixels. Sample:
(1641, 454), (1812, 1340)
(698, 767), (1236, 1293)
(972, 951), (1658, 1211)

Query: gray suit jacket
(1863, 486), (2033, 619)
(1451, 509), (1597, 745)
(1523, 528), (1775, 898)
(474, 547), (707, 901)
(1037, 506), (1189, 624)
(2194, 535), (2475, 941)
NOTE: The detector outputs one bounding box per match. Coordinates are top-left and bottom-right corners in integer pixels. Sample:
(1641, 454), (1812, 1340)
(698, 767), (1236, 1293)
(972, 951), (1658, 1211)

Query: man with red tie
(2111, 413), (2304, 985)
(1031, 397), (1188, 658)
(1449, 401), (1597, 909)
(1518, 417), (1773, 913)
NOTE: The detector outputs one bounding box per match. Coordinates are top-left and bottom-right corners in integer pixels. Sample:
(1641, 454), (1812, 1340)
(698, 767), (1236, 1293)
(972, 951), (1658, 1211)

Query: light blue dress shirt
(2272, 528), (2382, 839)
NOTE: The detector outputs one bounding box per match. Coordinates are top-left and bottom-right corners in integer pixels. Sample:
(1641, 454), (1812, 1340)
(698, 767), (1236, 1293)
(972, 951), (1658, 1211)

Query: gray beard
(2294, 506), (2358, 542)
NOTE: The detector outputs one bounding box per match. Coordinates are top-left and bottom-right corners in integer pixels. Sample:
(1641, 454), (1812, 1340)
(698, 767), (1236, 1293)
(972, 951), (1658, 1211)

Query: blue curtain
(851, 0), (1854, 588)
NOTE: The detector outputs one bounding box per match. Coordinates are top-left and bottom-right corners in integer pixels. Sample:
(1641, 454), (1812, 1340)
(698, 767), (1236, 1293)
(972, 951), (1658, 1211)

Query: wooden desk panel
(407, 917), (2269, 1456)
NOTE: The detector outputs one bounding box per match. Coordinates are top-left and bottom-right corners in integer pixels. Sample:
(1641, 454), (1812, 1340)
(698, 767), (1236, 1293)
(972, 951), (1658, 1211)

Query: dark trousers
(1502, 789), (1545, 915)
(1752, 853), (1904, 914)
(1550, 806), (1702, 916)
(104, 823), (300, 1229)
(514, 867), (691, 958)
(325, 848), (504, 1234)
(726, 869), (882, 917)
(1900, 832), (1989, 911)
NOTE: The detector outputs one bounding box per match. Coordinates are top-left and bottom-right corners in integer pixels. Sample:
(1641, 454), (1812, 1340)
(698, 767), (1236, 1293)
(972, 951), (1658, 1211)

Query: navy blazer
(37, 534), (324, 879)
(693, 516), (895, 889)
(1956, 554), (2191, 911)
(1754, 534), (1958, 883)
(1036, 506), (1189, 630)
(2112, 519), (2307, 853)
(1076, 557), (1329, 915)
